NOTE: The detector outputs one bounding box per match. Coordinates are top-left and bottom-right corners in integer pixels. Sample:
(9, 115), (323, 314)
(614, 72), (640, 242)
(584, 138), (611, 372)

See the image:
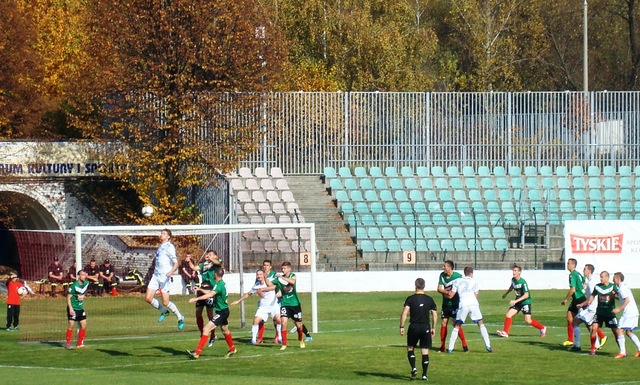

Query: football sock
(150, 298), (164, 312)
(276, 324), (282, 341)
(590, 334), (597, 350)
(448, 327), (459, 351)
(567, 323), (574, 342)
(297, 327), (304, 341)
(531, 320), (544, 330)
(303, 324), (311, 337)
(573, 325), (581, 347)
(251, 324), (259, 342)
(504, 318), (513, 334)
(407, 351), (416, 370)
(458, 326), (467, 346)
(196, 316), (204, 334)
(258, 321), (265, 341)
(597, 328), (606, 339)
(440, 325), (448, 348)
(628, 333), (640, 350)
(282, 329), (288, 345)
(421, 354), (429, 377)
(77, 329), (86, 346)
(617, 335), (626, 355)
(479, 324), (491, 348)
(225, 333), (235, 351)
(66, 329), (73, 345)
(195, 334), (208, 355)
(166, 302), (183, 320)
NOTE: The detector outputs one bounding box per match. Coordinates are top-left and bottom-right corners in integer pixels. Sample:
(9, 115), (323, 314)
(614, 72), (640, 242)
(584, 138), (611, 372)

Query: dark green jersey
(512, 277), (532, 305)
(569, 270), (586, 300)
(212, 279), (228, 312)
(439, 271), (462, 308)
(280, 273), (300, 307)
(69, 280), (90, 311)
(201, 269), (215, 287)
(593, 283), (616, 317)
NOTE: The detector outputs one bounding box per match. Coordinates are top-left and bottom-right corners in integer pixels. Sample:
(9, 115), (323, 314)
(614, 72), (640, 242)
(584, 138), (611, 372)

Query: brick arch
(0, 183), (64, 230)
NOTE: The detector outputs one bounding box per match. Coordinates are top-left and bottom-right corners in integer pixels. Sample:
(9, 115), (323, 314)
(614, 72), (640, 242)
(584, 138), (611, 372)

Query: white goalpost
(74, 223), (319, 334)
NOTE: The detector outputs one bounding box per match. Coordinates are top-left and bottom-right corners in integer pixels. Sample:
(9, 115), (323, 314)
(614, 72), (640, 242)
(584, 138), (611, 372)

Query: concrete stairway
(285, 175), (358, 271)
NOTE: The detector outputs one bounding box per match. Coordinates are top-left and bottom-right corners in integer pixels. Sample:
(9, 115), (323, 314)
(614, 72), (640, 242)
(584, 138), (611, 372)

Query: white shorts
(255, 303), (281, 322)
(147, 274), (172, 294)
(618, 314), (639, 331)
(577, 307), (597, 326)
(456, 305), (483, 324)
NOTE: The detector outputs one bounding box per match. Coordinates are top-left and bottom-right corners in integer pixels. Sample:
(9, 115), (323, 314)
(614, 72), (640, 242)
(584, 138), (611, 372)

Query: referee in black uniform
(400, 278), (438, 381)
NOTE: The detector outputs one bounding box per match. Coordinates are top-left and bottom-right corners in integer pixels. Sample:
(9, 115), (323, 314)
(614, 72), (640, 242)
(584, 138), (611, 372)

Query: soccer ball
(141, 205), (154, 217)
(17, 286), (27, 296)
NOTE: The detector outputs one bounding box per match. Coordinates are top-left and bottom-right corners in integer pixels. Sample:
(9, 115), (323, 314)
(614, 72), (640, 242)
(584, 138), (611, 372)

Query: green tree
(69, 0), (286, 223)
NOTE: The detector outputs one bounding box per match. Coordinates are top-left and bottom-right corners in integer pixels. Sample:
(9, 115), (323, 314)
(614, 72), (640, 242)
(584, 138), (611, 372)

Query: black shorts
(568, 296), (586, 314)
(407, 323), (432, 349)
(595, 315), (618, 329)
(67, 307), (87, 322)
(280, 305), (303, 322)
(211, 308), (230, 327)
(510, 302), (532, 315)
(441, 305), (457, 319)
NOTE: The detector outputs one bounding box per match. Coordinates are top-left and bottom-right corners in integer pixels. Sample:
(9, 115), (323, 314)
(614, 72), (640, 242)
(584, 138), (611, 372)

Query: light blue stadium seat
(375, 214), (389, 225)
(354, 166), (367, 178)
(462, 166), (475, 177)
(471, 201), (485, 213)
(572, 177), (585, 189)
(450, 177), (463, 189)
(336, 190), (349, 202)
(431, 166), (444, 177)
(359, 178), (373, 190)
(381, 227), (395, 239)
(603, 165), (615, 176)
(369, 166), (383, 177)
(526, 177), (539, 189)
(416, 239), (428, 251)
(424, 190), (437, 202)
(575, 201), (588, 213)
(361, 214), (375, 226)
(509, 166), (521, 176)
(416, 166), (429, 177)
(464, 227), (476, 238)
(558, 189), (571, 201)
(495, 239), (509, 251)
(340, 202), (354, 215)
(395, 227), (410, 238)
(619, 165), (632, 176)
(353, 202), (368, 213)
(457, 201), (471, 214)
(524, 166), (537, 177)
(487, 201), (500, 213)
(604, 213), (618, 220)
(587, 165), (600, 176)
(401, 240), (415, 251)
(635, 177), (640, 189)
(484, 189), (497, 201)
(496, 177), (509, 189)
(324, 166), (337, 178)
(370, 202), (384, 214)
(438, 190), (452, 201)
(385, 166), (398, 177)
(435, 177), (448, 189)
(451, 190), (466, 201)
(367, 227), (382, 239)
(374, 178), (388, 189)
(635, 190), (640, 200)
(346, 214), (358, 226)
(590, 201), (603, 213)
(447, 213), (461, 225)
(620, 201), (633, 212)
(454, 239), (469, 251)
(469, 189), (482, 201)
(478, 226), (491, 238)
(498, 189), (512, 201)
(603, 177), (616, 189)
(394, 190), (409, 201)
(539, 165), (553, 176)
(604, 201), (617, 212)
(447, 166), (459, 177)
(588, 177), (601, 189)
(528, 189), (542, 201)
(428, 202), (441, 213)
(604, 189), (617, 200)
(414, 202), (428, 214)
(360, 240), (374, 252)
(620, 177), (631, 188)
(490, 213), (502, 225)
(560, 201), (573, 212)
(492, 227), (506, 238)
(364, 190), (379, 202)
(556, 166), (569, 177)
(404, 178), (418, 189)
(385, 202), (399, 213)
(542, 177), (554, 189)
(373, 240), (387, 252)
(423, 227), (437, 238)
(574, 189), (586, 200)
(379, 190), (393, 201)
(400, 166), (414, 177)
(465, 178), (478, 189)
(501, 202), (515, 213)
(461, 214), (474, 226)
(481, 239), (496, 251)
(547, 201), (559, 213)
(389, 178), (403, 189)
(343, 178), (357, 190)
(530, 201), (544, 214)
(480, 177), (495, 189)
(427, 239), (441, 251)
(409, 227), (423, 239)
(441, 239), (454, 251)
(493, 166), (506, 176)
(575, 213), (589, 220)
(468, 239), (480, 251)
(571, 165), (584, 176)
(634, 201), (640, 212)
(477, 166), (491, 176)
(420, 178), (433, 189)
(557, 177), (569, 189)
(450, 226), (464, 238)
(399, 201), (413, 214)
(475, 213), (489, 225)
(350, 190), (364, 201)
(548, 213), (561, 225)
(338, 167), (352, 177)
(620, 189), (632, 200)
(442, 201), (456, 213)
(620, 213), (633, 220)
(431, 213), (445, 225)
(329, 179), (343, 191)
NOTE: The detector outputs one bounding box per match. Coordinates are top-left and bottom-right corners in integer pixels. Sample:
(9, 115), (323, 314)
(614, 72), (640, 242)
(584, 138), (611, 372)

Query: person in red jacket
(5, 272), (27, 331)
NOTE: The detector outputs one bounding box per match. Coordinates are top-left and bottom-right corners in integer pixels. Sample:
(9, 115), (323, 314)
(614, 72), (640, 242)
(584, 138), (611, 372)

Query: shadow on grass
(513, 339), (618, 357)
(96, 348), (133, 357)
(155, 346), (189, 355)
(354, 371), (408, 381)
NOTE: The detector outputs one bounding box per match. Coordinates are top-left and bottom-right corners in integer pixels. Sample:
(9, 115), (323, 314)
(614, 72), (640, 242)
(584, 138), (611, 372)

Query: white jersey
(251, 281), (278, 309)
(617, 282), (639, 317)
(154, 241), (177, 276)
(452, 276), (479, 308)
(585, 276), (599, 312)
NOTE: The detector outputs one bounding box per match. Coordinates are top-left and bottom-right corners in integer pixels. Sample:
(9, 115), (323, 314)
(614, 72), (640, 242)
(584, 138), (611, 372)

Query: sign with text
(403, 251), (416, 264)
(564, 220), (640, 273)
(299, 252), (312, 266)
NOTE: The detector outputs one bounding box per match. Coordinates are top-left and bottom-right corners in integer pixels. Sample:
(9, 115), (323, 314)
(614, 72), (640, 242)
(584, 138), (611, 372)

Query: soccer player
(446, 266), (492, 353)
(5, 272), (28, 331)
(47, 256), (64, 297)
(612, 272), (640, 358)
(277, 261), (306, 350)
(187, 267), (237, 358)
(436, 260), (468, 352)
(66, 270), (90, 349)
(99, 259), (117, 296)
(571, 264), (607, 352)
(497, 265), (546, 338)
(230, 268), (282, 344)
(400, 278), (438, 381)
(578, 271), (624, 356)
(144, 229), (185, 329)
(560, 258), (586, 347)
(188, 250), (220, 345)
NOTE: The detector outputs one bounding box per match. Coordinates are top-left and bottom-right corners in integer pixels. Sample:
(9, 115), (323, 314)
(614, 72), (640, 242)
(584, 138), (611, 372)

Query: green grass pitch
(2, 289), (640, 384)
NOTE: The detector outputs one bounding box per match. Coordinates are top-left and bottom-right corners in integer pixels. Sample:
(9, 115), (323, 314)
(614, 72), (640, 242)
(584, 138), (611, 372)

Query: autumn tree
(69, 0), (286, 223)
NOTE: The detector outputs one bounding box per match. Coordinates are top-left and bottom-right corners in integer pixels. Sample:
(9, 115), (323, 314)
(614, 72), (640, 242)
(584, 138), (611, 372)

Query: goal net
(9, 223), (317, 343)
